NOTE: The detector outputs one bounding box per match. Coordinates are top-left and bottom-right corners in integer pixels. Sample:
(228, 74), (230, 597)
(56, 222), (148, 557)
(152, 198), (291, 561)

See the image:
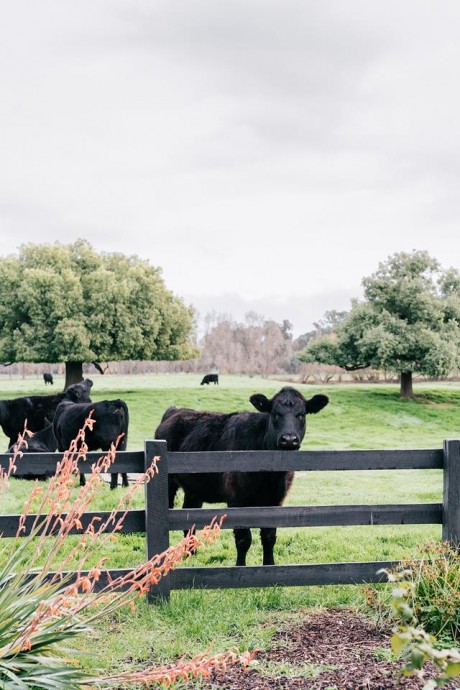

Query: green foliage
(381, 564), (460, 689)
(374, 543), (460, 646)
(299, 251), (460, 392)
(0, 239), (197, 366)
(297, 336), (340, 366)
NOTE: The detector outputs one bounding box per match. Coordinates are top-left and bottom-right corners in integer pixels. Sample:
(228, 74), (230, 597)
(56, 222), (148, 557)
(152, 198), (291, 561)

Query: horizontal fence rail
(1, 439), (459, 602)
(0, 503), (443, 538)
(167, 448), (444, 472)
(0, 447), (445, 476)
(0, 450), (146, 476)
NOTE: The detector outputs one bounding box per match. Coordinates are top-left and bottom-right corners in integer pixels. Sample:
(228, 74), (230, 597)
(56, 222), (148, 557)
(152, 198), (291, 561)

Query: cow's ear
(250, 393), (272, 413)
(305, 394), (329, 414)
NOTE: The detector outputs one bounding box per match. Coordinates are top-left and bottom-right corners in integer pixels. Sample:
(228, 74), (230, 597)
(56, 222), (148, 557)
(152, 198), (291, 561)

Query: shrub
(381, 566), (460, 689)
(367, 542), (460, 646)
(0, 418), (253, 688)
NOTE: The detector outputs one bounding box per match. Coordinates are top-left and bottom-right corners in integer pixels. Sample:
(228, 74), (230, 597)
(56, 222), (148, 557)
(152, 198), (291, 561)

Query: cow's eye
(296, 414), (305, 421)
(273, 413), (281, 422)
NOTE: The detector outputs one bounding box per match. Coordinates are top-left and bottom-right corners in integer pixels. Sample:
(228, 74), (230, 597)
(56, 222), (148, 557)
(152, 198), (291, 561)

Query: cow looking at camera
(154, 387), (329, 566)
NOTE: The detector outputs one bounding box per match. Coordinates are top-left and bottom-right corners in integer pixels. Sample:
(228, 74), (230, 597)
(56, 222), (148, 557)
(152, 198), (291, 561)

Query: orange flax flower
(2, 418), (253, 688)
(99, 648), (256, 687)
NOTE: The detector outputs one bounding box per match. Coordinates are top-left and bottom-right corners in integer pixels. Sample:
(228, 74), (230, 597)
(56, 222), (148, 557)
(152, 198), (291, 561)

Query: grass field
(1, 373), (460, 685)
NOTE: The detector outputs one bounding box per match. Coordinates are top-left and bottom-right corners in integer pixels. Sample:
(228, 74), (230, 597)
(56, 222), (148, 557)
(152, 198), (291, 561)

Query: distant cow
(43, 373), (54, 385)
(0, 379), (94, 448)
(200, 374), (218, 385)
(9, 421), (58, 480)
(154, 387), (329, 566)
(53, 399), (129, 489)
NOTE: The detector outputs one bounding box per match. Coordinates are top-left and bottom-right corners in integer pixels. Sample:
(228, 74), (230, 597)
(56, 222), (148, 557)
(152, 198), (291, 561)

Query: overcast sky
(1, 1), (459, 337)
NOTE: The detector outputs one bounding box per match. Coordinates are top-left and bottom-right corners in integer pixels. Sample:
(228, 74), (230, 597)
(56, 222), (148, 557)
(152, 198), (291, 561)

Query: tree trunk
(64, 361), (84, 389)
(400, 371), (414, 399)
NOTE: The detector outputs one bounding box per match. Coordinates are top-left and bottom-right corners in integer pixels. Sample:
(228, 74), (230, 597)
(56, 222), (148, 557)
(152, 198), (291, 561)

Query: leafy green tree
(313, 309), (349, 334)
(299, 251), (460, 398)
(0, 240), (197, 387)
(293, 310), (348, 351)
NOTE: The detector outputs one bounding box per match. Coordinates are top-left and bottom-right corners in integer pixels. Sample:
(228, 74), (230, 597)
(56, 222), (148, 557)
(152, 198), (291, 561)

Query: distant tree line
(2, 244), (459, 398)
(197, 311), (296, 376)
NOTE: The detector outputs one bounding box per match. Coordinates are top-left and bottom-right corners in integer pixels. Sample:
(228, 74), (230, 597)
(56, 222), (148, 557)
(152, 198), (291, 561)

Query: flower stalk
(0, 417), (252, 688)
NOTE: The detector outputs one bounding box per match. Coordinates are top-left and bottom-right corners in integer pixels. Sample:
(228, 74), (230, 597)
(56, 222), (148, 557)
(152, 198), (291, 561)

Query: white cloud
(0, 0), (460, 336)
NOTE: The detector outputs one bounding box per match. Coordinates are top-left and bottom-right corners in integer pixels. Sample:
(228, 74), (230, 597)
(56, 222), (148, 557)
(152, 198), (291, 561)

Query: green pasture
(1, 374), (460, 685)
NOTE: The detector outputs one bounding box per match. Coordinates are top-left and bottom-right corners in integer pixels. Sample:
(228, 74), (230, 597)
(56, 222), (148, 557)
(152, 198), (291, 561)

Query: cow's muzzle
(278, 434), (300, 449)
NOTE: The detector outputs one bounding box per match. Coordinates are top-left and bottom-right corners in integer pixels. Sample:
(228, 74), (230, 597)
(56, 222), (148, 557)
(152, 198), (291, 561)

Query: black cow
(43, 373), (54, 385)
(53, 399), (129, 489)
(9, 421), (58, 479)
(200, 374), (218, 385)
(154, 387), (329, 566)
(0, 379), (94, 448)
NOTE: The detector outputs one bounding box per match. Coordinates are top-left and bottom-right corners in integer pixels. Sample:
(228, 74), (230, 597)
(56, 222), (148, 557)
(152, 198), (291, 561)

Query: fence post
(442, 439), (460, 546)
(144, 439), (170, 603)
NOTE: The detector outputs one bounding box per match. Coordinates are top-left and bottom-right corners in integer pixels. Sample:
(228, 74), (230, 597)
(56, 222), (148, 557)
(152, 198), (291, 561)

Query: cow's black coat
(200, 374), (218, 385)
(10, 422), (58, 479)
(53, 398), (129, 489)
(154, 387), (329, 566)
(0, 379), (93, 448)
(43, 373), (54, 385)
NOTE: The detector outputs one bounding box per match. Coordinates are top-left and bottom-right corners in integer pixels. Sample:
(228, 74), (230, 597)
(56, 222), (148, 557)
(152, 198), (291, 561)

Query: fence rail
(1, 439), (459, 602)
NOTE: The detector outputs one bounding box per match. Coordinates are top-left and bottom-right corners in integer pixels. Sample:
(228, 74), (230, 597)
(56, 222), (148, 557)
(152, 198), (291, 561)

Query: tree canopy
(0, 240), (197, 386)
(299, 250), (460, 398)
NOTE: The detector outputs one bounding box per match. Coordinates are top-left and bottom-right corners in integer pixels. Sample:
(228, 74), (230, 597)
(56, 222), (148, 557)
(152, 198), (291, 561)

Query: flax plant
(0, 417), (252, 689)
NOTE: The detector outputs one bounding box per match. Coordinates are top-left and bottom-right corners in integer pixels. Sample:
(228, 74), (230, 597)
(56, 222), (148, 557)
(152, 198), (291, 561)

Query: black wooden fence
(1, 439), (460, 603)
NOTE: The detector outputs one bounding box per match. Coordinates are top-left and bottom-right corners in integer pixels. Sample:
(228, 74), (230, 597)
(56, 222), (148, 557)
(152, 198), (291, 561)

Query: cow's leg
(79, 473), (86, 487)
(110, 473), (119, 489)
(233, 528), (252, 566)
(110, 473), (128, 488)
(107, 439), (128, 488)
(168, 477), (180, 508)
(260, 527), (277, 566)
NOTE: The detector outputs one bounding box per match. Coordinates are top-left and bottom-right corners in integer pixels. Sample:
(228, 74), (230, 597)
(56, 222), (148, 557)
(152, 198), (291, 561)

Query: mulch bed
(202, 609), (458, 689)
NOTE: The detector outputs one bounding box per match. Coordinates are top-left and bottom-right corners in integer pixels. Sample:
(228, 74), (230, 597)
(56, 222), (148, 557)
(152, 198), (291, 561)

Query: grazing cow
(154, 387), (329, 566)
(9, 421), (58, 479)
(0, 379), (94, 448)
(53, 399), (129, 489)
(43, 373), (54, 385)
(200, 373), (219, 385)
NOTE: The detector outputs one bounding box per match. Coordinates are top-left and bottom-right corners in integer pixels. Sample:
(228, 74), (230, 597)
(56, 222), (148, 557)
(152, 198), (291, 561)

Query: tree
(313, 309), (349, 334)
(199, 312), (293, 375)
(293, 310), (348, 352)
(299, 250), (460, 398)
(0, 240), (198, 387)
